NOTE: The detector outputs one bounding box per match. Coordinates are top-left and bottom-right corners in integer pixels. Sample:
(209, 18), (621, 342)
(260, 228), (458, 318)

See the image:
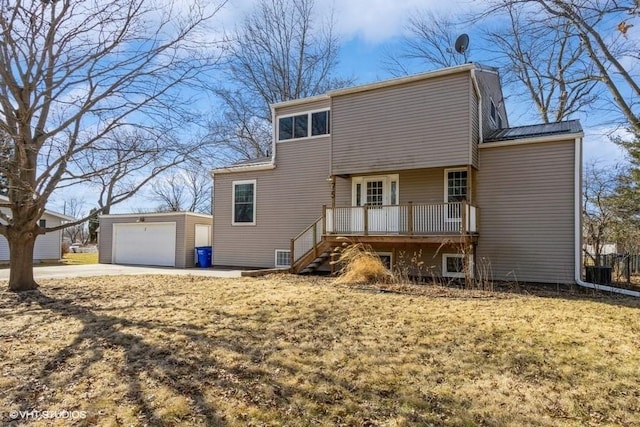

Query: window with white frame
(442, 253), (473, 278)
(278, 110), (330, 141)
(232, 180), (256, 225)
(444, 169), (467, 221)
(275, 249), (291, 268)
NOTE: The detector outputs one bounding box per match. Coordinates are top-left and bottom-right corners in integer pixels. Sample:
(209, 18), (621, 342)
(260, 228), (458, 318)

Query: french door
(352, 175), (399, 233)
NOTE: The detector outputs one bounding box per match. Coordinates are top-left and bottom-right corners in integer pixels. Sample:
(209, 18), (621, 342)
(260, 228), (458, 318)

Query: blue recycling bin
(195, 246), (212, 268)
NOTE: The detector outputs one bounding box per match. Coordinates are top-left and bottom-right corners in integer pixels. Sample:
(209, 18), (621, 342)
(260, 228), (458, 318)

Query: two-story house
(211, 63), (583, 284)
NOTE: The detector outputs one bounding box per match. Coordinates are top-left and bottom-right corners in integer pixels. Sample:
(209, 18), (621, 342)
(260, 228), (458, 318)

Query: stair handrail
(290, 216), (323, 269)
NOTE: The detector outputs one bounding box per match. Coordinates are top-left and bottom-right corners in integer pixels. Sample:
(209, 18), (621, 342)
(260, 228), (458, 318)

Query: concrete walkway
(0, 264), (242, 281)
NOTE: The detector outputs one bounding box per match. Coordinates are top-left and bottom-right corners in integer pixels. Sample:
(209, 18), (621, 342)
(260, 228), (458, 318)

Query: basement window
(442, 253), (473, 278)
(275, 250), (291, 268)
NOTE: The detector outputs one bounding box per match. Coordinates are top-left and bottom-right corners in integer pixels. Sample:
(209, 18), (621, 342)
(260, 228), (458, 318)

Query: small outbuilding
(0, 195), (75, 263)
(98, 212), (213, 268)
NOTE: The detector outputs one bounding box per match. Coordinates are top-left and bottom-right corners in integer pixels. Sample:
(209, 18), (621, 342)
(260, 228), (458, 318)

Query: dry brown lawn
(1, 275), (639, 426)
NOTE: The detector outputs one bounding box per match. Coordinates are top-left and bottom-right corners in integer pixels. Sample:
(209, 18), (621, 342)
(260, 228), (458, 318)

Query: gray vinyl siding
(98, 213), (212, 268)
(475, 70), (508, 140)
(333, 167), (464, 207)
(476, 139), (576, 284)
(331, 73), (472, 175)
(276, 98), (331, 117)
(213, 136), (331, 268)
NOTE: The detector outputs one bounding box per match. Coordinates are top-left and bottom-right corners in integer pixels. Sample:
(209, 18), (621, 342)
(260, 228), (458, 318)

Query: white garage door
(113, 222), (176, 267)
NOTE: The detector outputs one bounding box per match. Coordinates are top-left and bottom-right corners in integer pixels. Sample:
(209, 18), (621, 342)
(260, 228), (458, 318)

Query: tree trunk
(7, 232), (38, 291)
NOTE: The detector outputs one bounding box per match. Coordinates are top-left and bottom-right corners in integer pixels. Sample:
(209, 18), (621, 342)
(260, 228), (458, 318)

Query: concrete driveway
(0, 264), (242, 281)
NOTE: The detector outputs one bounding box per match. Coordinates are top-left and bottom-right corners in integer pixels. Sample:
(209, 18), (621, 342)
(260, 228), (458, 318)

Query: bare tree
(0, 130), (9, 196)
(383, 11), (470, 76)
(483, 3), (601, 123)
(583, 162), (620, 265)
(61, 197), (87, 245)
(0, 0), (225, 291)
(151, 165), (213, 214)
(481, 0), (639, 132)
(210, 0), (353, 160)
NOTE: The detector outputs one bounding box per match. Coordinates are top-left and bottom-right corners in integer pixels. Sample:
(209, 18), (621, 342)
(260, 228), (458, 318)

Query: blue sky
(55, 0), (628, 214)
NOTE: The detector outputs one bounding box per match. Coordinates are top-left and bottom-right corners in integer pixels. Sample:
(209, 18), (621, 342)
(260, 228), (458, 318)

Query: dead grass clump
(332, 241), (393, 285)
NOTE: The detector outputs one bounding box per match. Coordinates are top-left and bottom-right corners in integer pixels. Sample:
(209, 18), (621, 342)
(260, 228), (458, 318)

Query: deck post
(363, 205), (368, 236)
(408, 201), (413, 235)
(313, 222), (318, 258)
(290, 238), (295, 272)
(461, 201), (467, 234)
(322, 205), (327, 234)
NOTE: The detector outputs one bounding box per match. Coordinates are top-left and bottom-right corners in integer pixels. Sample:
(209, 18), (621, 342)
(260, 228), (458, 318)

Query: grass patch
(1, 275), (639, 426)
(62, 252), (98, 265)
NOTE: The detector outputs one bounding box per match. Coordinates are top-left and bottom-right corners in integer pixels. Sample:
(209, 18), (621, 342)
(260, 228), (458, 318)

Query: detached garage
(98, 212), (213, 268)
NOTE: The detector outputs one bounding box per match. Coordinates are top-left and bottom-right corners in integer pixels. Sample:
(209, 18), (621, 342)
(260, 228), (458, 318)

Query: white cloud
(329, 0), (474, 43)
(583, 127), (629, 167)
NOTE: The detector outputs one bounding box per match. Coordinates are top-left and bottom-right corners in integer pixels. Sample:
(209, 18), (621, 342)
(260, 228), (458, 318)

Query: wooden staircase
(291, 240), (332, 274)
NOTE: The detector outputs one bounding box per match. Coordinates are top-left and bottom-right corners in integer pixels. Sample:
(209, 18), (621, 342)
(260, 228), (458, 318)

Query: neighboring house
(211, 63), (584, 284)
(0, 195), (74, 263)
(98, 212), (213, 268)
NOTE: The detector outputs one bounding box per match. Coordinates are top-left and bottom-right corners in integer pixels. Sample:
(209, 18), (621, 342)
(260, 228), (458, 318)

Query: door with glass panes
(352, 175), (399, 233)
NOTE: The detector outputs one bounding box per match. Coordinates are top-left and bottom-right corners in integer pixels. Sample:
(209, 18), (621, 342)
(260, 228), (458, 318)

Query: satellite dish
(454, 34), (470, 55)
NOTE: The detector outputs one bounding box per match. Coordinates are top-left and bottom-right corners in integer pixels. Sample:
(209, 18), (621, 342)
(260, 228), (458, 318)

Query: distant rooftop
(485, 120), (583, 143)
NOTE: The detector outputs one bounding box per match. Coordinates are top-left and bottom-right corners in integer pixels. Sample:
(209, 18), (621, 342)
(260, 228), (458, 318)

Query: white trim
(274, 249), (291, 268)
(276, 108), (330, 142)
(470, 68), (483, 145)
(271, 94), (330, 109)
(232, 179), (257, 226)
(351, 174), (399, 206)
(328, 63), (479, 97)
(479, 132), (585, 149)
(100, 212), (213, 220)
(442, 253), (473, 278)
(444, 168), (467, 222)
(210, 163), (275, 175)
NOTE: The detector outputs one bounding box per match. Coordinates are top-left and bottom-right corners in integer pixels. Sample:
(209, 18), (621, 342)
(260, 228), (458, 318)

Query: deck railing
(290, 216), (323, 268)
(325, 202), (477, 235)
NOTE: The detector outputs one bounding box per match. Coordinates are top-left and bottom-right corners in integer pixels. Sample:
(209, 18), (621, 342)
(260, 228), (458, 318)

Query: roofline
(99, 211), (213, 219)
(271, 94), (331, 110)
(328, 63), (480, 97)
(210, 163), (276, 175)
(480, 132), (585, 148)
(0, 194), (75, 221)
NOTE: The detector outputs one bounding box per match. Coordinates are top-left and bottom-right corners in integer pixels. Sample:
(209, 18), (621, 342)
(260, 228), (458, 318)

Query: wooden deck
(291, 202), (478, 273)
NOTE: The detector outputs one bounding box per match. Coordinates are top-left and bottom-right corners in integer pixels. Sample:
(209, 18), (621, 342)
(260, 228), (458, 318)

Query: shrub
(331, 240), (393, 285)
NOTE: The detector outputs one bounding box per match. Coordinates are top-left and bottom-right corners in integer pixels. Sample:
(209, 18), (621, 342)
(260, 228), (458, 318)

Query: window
(311, 110), (329, 136)
(377, 252), (393, 270)
(442, 253), (473, 278)
(232, 180), (256, 225)
(38, 219), (46, 228)
(352, 175), (399, 207)
(277, 109), (330, 141)
(278, 116), (293, 141)
(275, 250), (291, 268)
(366, 180), (384, 206)
(445, 169), (467, 221)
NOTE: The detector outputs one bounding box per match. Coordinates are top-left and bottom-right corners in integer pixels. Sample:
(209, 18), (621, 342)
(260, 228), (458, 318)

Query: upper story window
(278, 110), (330, 141)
